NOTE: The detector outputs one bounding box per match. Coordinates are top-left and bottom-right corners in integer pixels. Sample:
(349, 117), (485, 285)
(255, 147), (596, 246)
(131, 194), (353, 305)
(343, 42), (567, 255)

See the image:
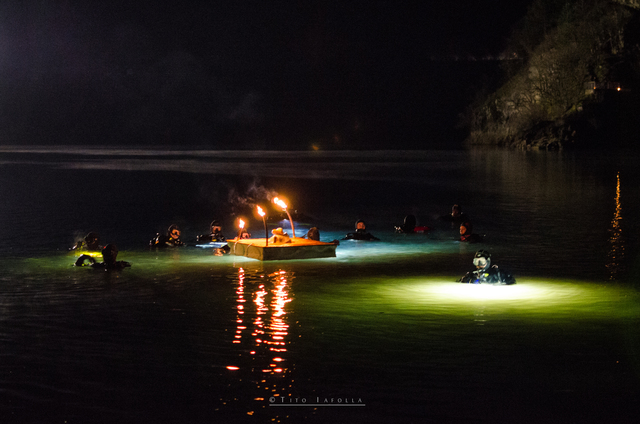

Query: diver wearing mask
(150, 224), (185, 248)
(458, 250), (515, 285)
(197, 220), (227, 243)
(70, 232), (102, 252)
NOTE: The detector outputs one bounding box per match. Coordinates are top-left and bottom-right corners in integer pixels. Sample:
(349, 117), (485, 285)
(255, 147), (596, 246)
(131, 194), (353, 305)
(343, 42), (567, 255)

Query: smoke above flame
(228, 182), (279, 213)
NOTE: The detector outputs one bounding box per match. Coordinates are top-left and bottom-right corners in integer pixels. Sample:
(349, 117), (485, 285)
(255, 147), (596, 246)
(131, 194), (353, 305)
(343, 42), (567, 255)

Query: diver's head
(210, 220), (222, 233)
(403, 214), (416, 229)
(356, 220), (366, 230)
(83, 232), (101, 250)
(452, 204), (461, 217)
(102, 244), (118, 265)
(473, 250), (491, 271)
(306, 227), (320, 241)
(168, 224), (181, 239)
(460, 221), (473, 236)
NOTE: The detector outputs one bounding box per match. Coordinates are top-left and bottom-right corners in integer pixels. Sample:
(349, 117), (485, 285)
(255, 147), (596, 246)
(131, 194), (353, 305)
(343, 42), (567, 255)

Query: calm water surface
(1, 147), (640, 423)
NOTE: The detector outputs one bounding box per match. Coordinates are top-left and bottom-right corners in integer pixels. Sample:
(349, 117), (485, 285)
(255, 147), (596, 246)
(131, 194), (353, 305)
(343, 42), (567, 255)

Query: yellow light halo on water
(427, 281), (548, 302)
(371, 278), (631, 309)
(73, 250), (102, 258)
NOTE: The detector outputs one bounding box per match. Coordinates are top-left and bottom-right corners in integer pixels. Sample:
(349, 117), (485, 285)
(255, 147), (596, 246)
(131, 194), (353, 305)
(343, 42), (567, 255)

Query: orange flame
(238, 219), (245, 229)
(273, 197), (288, 210)
(257, 205), (265, 217)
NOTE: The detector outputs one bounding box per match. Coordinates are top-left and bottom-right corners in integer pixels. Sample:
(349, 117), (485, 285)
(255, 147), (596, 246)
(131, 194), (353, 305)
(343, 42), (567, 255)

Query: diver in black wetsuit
(305, 227), (320, 241)
(395, 214), (416, 233)
(343, 220), (380, 241)
(70, 232), (102, 252)
(395, 214), (431, 234)
(197, 220), (230, 254)
(75, 244), (131, 270)
(458, 250), (515, 285)
(150, 224), (185, 248)
(196, 220), (227, 243)
(439, 204), (469, 227)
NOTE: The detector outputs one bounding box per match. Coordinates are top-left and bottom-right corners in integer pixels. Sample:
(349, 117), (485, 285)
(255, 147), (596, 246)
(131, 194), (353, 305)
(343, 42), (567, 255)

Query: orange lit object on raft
(228, 237), (337, 261)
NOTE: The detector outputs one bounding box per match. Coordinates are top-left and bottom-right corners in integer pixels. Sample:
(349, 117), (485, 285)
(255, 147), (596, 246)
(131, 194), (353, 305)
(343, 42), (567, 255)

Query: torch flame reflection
(228, 267), (295, 403)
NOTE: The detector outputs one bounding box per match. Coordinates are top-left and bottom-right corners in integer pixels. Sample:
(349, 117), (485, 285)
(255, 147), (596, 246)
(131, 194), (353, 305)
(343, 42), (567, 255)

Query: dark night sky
(0, 1), (533, 149)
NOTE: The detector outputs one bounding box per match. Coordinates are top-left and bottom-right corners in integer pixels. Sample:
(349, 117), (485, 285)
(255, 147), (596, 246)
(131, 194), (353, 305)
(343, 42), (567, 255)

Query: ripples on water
(2, 148), (640, 423)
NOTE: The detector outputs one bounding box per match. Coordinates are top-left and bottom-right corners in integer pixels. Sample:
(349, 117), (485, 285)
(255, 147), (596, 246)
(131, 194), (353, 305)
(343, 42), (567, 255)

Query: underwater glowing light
(369, 279), (616, 309)
(73, 251), (102, 258)
(428, 282), (543, 301)
(371, 278), (624, 313)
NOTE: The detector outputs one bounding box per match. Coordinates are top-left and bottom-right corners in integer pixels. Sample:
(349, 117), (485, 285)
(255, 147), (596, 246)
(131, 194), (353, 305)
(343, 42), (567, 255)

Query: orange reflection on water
(227, 266), (295, 402)
(606, 172), (624, 280)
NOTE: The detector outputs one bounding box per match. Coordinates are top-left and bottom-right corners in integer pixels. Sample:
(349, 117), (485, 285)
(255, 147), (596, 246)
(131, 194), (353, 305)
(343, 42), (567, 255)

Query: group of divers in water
(71, 204), (515, 285)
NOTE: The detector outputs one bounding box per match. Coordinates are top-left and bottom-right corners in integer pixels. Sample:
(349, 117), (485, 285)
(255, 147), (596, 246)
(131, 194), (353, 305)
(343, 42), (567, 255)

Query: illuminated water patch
(326, 277), (640, 321)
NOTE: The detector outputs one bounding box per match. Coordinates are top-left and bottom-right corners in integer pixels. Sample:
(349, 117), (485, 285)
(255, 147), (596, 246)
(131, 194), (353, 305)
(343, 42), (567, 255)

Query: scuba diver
(439, 204), (469, 227)
(150, 224), (185, 248)
(459, 221), (483, 243)
(196, 220), (227, 243)
(305, 227), (320, 241)
(458, 250), (515, 285)
(74, 244), (131, 271)
(70, 232), (102, 252)
(343, 220), (380, 241)
(197, 220), (230, 254)
(395, 214), (430, 234)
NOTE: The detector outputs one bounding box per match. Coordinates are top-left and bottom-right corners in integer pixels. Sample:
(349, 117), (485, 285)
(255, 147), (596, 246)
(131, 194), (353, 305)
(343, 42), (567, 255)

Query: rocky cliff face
(465, 0), (640, 149)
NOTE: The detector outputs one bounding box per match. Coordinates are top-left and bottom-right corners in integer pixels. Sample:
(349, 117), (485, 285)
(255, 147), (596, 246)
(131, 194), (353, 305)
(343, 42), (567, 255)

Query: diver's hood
(473, 250), (491, 272)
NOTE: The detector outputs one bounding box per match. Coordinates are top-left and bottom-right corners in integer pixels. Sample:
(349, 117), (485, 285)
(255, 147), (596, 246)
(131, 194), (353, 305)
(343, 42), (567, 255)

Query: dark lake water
(1, 146), (640, 423)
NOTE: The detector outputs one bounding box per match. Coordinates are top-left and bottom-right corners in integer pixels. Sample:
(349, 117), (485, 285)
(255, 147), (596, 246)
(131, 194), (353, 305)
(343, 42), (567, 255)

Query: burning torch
(257, 205), (268, 246)
(237, 218), (245, 240)
(273, 197), (295, 239)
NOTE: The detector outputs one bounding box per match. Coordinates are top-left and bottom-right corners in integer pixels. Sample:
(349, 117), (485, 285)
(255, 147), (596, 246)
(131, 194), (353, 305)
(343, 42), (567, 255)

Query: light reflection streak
(606, 172), (624, 280)
(226, 267), (296, 415)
